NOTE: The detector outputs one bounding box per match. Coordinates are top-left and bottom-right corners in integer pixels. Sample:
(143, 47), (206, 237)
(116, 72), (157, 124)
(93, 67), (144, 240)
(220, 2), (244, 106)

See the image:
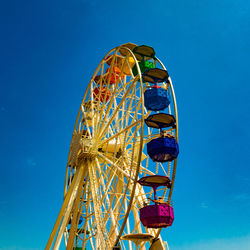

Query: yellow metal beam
(66, 167), (87, 249)
(45, 163), (85, 249)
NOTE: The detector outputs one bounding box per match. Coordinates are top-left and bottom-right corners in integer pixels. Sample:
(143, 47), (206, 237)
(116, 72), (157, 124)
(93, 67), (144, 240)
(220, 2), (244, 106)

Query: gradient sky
(0, 0), (250, 249)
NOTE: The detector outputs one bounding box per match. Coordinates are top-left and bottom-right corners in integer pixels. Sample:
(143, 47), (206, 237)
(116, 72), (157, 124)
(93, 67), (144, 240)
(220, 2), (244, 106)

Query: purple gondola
(137, 175), (174, 228)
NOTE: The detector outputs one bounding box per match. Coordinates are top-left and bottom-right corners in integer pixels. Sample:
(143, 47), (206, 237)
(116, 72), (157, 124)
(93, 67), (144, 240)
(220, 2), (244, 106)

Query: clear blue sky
(0, 0), (250, 249)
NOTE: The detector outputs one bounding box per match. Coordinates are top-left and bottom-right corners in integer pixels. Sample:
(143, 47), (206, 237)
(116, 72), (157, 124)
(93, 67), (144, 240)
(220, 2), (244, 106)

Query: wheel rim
(46, 44), (179, 250)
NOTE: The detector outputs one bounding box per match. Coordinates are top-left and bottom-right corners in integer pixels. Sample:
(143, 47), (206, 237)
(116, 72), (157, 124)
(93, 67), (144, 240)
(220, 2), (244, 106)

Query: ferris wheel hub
(78, 151), (97, 160)
(77, 138), (98, 159)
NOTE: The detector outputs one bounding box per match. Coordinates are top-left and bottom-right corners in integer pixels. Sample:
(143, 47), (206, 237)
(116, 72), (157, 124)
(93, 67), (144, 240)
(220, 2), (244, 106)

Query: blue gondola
(147, 136), (179, 162)
(144, 85), (170, 111)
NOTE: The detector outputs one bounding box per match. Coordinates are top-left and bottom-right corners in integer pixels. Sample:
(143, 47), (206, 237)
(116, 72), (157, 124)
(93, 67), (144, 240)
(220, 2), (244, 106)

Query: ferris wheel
(46, 43), (179, 250)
